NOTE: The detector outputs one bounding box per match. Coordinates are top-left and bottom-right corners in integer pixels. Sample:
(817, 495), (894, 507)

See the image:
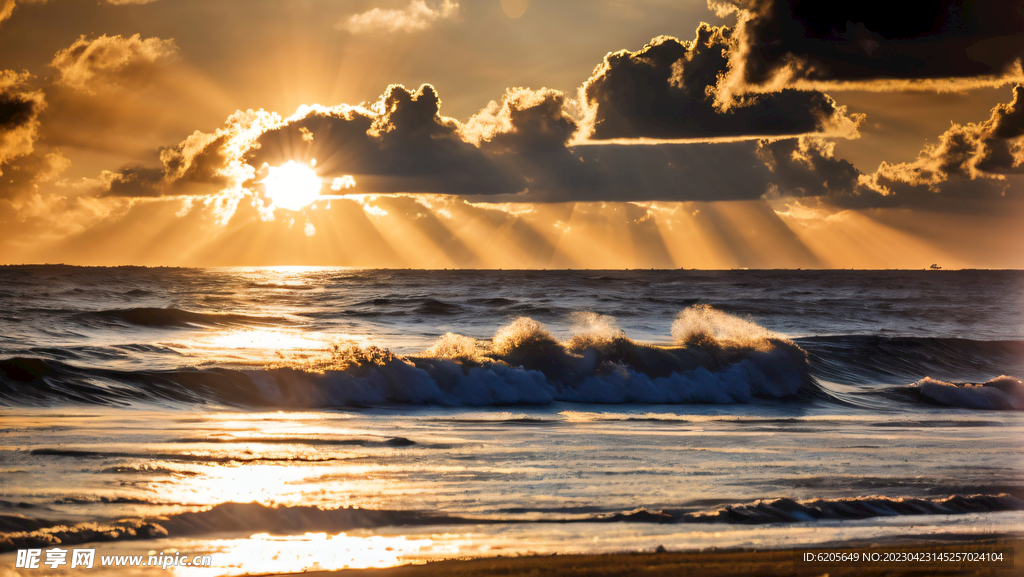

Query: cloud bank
(711, 0), (1024, 102)
(88, 25), (871, 206)
(580, 25), (863, 141)
(95, 82), (786, 204)
(89, 79), (1024, 216)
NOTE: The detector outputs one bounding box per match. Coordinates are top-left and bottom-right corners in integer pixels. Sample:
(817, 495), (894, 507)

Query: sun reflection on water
(166, 327), (375, 367)
(171, 532), (436, 576)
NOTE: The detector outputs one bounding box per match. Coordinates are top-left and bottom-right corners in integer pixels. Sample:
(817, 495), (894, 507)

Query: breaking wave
(1, 306), (1020, 410)
(1, 307), (812, 408)
(910, 375), (1024, 410)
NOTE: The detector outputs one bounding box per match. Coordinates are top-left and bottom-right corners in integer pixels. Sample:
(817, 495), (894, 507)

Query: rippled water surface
(1, 267), (1023, 575)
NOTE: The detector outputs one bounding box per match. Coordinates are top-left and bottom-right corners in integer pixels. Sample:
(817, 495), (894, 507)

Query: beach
(280, 539), (1023, 577)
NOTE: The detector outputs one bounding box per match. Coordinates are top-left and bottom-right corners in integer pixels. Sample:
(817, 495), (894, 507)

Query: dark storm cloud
(99, 82), (781, 203)
(273, 84), (776, 202)
(466, 87), (601, 197)
(581, 24), (863, 140)
(468, 87), (777, 202)
(91, 80), (1024, 208)
(0, 70), (44, 177)
(756, 137), (859, 197)
(250, 84), (525, 195)
(712, 0), (1024, 97)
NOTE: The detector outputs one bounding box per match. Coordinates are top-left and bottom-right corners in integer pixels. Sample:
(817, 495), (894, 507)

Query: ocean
(1, 266), (1023, 575)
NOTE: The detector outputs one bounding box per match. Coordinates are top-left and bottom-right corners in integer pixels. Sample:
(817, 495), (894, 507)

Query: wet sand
(274, 539), (1023, 577)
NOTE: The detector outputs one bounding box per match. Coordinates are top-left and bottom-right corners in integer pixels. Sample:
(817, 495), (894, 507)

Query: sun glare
(261, 160), (322, 211)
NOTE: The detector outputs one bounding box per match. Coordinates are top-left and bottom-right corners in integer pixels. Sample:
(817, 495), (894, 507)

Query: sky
(1, 0), (1023, 268)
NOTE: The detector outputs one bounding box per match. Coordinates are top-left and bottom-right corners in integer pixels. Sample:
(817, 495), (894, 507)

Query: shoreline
(266, 538), (1023, 577)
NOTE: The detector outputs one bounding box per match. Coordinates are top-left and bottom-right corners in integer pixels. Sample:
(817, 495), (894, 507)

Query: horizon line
(2, 264), (1022, 272)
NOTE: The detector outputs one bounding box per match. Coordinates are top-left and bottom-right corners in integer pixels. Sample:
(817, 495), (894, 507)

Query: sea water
(1, 267), (1022, 575)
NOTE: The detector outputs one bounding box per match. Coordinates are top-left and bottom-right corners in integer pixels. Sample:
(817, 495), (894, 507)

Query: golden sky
(1, 0), (1023, 268)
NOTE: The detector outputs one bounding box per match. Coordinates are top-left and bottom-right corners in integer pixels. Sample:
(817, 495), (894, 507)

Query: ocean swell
(1, 308), (812, 408)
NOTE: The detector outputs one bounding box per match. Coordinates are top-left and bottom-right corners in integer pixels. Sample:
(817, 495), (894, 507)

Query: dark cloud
(762, 86), (1024, 211)
(91, 81), (1024, 210)
(102, 166), (164, 197)
(0, 86), (36, 130)
(98, 82), (784, 203)
(757, 137), (859, 197)
(466, 87), (577, 151)
(867, 85), (1024, 189)
(581, 25), (862, 140)
(466, 87), (601, 197)
(466, 86), (776, 203)
(159, 131), (229, 185)
(0, 148), (69, 199)
(250, 84), (525, 195)
(713, 0), (1024, 98)
(100, 130), (229, 197)
(0, 70), (44, 176)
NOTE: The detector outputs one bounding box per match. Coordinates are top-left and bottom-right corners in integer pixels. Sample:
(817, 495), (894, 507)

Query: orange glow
(10, 193), (1024, 268)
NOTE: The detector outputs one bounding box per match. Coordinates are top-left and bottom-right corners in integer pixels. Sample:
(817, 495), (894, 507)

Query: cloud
(0, 70), (45, 176)
(100, 130), (230, 197)
(0, 0), (42, 26)
(93, 83), (778, 204)
(91, 80), (1024, 213)
(464, 87), (773, 202)
(50, 34), (178, 94)
(464, 87), (578, 149)
(0, 149), (71, 199)
(250, 84), (523, 197)
(859, 85), (1024, 201)
(762, 85), (1024, 211)
(711, 0), (1024, 103)
(339, 0), (460, 34)
(757, 137), (859, 198)
(240, 84), (782, 203)
(579, 25), (863, 141)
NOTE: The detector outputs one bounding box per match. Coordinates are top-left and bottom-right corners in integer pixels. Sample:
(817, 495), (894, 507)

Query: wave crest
(913, 375), (1024, 410)
(1, 307), (812, 408)
(671, 305), (777, 350)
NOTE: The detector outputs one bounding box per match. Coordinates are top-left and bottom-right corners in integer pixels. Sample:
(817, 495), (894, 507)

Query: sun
(260, 160), (322, 211)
